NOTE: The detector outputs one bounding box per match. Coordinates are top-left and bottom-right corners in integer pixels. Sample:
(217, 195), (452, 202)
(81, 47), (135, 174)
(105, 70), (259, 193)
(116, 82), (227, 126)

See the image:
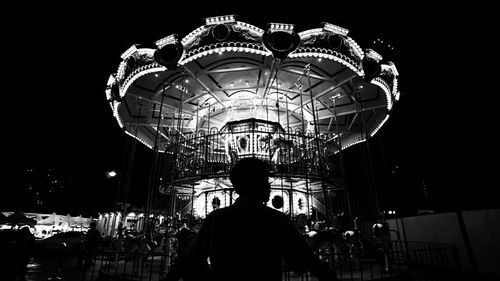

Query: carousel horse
(124, 234), (151, 276)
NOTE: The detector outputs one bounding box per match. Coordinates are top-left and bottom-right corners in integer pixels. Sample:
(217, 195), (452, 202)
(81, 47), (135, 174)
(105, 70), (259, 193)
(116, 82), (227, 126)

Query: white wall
(462, 209), (500, 276)
(385, 209), (500, 277)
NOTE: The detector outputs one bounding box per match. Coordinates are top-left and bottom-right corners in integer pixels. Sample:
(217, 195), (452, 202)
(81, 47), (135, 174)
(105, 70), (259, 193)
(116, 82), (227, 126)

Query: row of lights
(371, 78), (394, 110)
(205, 15), (236, 25)
(269, 22), (295, 32)
(289, 50), (362, 75)
(155, 34), (178, 48)
(323, 22), (349, 36)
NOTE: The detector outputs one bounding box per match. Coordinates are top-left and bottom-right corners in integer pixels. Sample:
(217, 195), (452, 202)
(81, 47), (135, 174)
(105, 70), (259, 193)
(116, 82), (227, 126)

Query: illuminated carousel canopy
(106, 15), (399, 153)
(105, 15), (400, 217)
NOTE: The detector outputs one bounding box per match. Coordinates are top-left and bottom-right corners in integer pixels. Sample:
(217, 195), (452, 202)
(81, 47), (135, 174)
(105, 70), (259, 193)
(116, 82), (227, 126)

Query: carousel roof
(106, 15), (399, 154)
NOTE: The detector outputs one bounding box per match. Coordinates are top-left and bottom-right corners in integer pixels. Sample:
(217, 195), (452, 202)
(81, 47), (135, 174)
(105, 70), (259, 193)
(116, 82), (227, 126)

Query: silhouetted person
(83, 221), (101, 268)
(176, 222), (195, 258)
(165, 157), (339, 281)
(117, 221), (124, 239)
(14, 226), (35, 281)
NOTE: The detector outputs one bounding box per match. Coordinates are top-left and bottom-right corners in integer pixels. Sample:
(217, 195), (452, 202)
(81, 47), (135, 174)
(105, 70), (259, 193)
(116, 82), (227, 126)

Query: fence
(164, 125), (340, 185)
(41, 240), (462, 281)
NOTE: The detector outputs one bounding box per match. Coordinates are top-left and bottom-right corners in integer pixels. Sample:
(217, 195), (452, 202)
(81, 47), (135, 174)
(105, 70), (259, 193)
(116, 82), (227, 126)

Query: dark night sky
(2, 3), (495, 216)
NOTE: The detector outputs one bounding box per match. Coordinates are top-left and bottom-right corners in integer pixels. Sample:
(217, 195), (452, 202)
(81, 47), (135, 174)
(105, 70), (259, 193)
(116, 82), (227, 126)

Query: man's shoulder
(262, 205), (289, 218)
(207, 204), (290, 224)
(208, 207), (225, 216)
(204, 208), (225, 221)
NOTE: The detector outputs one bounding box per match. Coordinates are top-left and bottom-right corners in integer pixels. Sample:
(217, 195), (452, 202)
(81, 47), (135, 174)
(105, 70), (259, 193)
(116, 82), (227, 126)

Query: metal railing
(392, 240), (463, 273)
(164, 126), (339, 185)
(40, 240), (462, 281)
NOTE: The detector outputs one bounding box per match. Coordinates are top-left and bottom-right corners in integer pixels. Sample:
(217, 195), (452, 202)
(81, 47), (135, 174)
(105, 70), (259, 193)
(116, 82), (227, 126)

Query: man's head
(229, 157), (271, 203)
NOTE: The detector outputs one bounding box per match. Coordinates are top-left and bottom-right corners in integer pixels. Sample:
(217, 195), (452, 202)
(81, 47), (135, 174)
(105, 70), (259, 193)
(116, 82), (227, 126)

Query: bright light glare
(106, 170), (117, 178)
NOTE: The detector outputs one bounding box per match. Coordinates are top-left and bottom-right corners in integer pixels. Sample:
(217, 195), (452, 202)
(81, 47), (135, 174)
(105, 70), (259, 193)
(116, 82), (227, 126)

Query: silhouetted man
(15, 225), (35, 281)
(84, 221), (101, 268)
(165, 157), (339, 281)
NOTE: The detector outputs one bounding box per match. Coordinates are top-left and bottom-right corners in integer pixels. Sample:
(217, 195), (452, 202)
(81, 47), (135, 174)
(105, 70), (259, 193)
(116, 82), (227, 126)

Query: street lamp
(106, 170), (117, 179)
(106, 169), (125, 237)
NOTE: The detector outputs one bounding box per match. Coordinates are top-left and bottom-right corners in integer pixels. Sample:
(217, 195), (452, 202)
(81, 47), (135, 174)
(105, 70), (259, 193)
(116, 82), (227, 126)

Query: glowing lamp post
(106, 170), (117, 179)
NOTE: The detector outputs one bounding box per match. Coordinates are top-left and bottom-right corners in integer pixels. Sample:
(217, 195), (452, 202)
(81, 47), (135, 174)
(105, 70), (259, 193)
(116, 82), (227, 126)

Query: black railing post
(456, 211), (478, 275)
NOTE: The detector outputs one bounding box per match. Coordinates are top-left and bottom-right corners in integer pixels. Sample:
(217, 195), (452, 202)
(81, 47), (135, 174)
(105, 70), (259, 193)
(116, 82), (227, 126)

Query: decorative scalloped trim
(369, 114), (390, 137)
(298, 28), (324, 39)
(235, 21), (264, 36)
(181, 25), (208, 46)
(179, 42), (271, 65)
(121, 63), (165, 96)
(115, 48), (156, 83)
(371, 77), (393, 111)
(290, 47), (362, 75)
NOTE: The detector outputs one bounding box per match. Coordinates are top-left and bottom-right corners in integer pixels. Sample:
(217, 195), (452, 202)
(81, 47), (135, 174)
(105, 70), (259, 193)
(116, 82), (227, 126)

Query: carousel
(105, 15), (399, 221)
